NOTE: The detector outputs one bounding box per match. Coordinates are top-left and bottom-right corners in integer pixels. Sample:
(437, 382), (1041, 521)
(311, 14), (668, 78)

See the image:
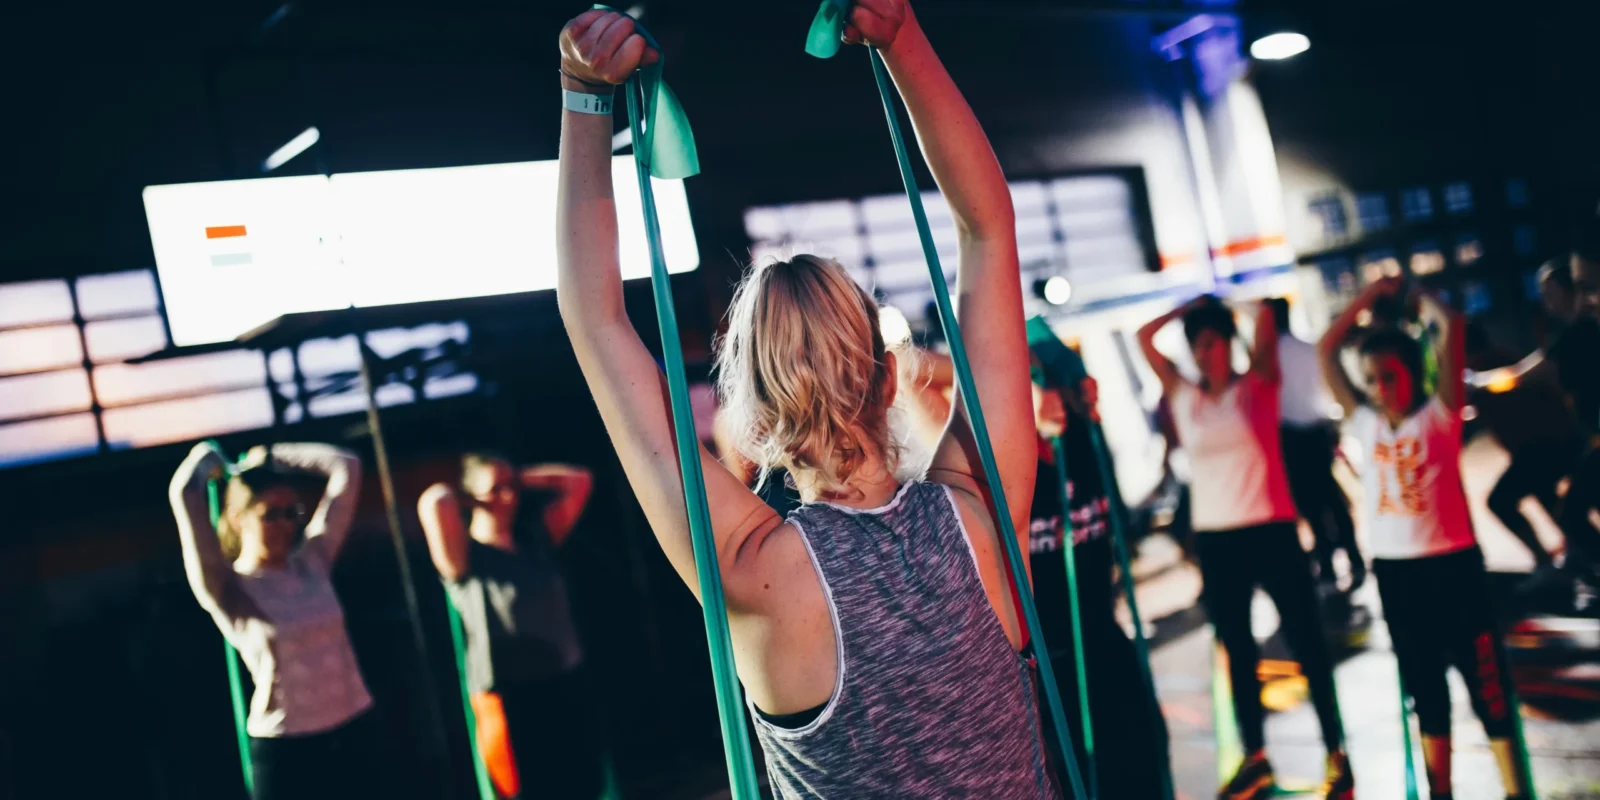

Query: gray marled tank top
(751, 481), (1060, 799)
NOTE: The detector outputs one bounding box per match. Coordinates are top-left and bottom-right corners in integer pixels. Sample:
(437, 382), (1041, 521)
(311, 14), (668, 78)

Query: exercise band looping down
(587, 7), (765, 798)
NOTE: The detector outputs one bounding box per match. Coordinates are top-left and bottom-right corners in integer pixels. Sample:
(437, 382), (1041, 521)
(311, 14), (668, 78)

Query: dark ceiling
(1, 0), (1594, 284)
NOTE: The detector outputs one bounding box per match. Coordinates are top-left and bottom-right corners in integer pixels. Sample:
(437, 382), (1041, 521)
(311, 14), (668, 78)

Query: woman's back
(753, 482), (1057, 799)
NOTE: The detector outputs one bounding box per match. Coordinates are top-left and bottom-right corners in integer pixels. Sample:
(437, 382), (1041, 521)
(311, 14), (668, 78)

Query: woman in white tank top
(1137, 296), (1352, 800)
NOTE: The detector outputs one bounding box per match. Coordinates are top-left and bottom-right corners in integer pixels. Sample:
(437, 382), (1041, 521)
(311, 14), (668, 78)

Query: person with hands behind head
(1138, 295), (1352, 800)
(417, 454), (599, 800)
(1318, 278), (1529, 800)
(167, 441), (379, 800)
(556, 3), (1059, 797)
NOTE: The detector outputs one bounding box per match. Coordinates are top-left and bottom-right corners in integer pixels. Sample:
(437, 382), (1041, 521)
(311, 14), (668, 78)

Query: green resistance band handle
(445, 598), (497, 800)
(1086, 423), (1176, 800)
(203, 440), (256, 797)
(1050, 437), (1098, 800)
(1397, 672), (1421, 800)
(863, 49), (1085, 800)
(619, 64), (763, 800)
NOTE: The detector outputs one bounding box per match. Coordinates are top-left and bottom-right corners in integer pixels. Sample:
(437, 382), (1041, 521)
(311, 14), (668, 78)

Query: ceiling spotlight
(1042, 276), (1073, 306)
(1250, 32), (1310, 61)
(261, 126), (320, 173)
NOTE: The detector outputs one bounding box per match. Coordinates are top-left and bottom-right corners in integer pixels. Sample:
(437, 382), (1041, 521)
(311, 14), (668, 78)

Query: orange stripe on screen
(205, 225), (248, 239)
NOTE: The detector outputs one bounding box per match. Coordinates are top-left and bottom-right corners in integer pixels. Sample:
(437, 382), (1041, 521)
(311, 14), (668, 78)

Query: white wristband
(563, 89), (614, 116)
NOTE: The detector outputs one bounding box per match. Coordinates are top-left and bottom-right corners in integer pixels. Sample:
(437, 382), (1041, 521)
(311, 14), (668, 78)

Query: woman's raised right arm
(168, 442), (233, 617)
(1136, 299), (1196, 396)
(555, 11), (782, 611)
(418, 483), (469, 582)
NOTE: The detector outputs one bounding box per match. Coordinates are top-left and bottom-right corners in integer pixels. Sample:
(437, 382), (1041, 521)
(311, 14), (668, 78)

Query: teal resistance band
(800, 12), (1086, 796)
(1506, 656), (1539, 798)
(445, 599), (496, 800)
(596, 7), (760, 797)
(1049, 436), (1098, 800)
(203, 441), (255, 798)
(1398, 672), (1421, 800)
(1086, 423), (1177, 800)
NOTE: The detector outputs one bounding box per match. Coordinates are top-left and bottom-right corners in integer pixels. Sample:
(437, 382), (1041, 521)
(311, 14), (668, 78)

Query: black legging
(1559, 445), (1600, 570)
(1488, 439), (1582, 564)
(500, 668), (606, 800)
(1280, 424), (1362, 584)
(1197, 522), (1344, 754)
(249, 711), (384, 800)
(1374, 548), (1515, 739)
(1041, 539), (1171, 799)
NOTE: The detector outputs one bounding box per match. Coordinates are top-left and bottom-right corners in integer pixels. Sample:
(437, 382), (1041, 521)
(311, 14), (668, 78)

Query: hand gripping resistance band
(202, 440), (256, 797)
(591, 7), (762, 798)
(805, 6), (1086, 797)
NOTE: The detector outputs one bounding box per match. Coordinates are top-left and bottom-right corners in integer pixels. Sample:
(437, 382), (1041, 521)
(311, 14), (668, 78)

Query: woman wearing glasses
(168, 441), (379, 800)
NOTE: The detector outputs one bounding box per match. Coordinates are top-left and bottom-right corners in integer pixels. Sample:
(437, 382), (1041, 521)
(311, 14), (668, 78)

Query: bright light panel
(143, 175), (349, 347)
(144, 157), (699, 346)
(1250, 32), (1310, 60)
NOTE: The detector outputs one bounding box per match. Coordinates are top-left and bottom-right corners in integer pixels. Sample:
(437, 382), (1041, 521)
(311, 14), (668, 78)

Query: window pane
(1015, 215), (1055, 245)
(0, 369), (93, 422)
(1050, 176), (1130, 211)
(1057, 207), (1136, 236)
(92, 350), (266, 407)
(743, 207), (786, 242)
(0, 280), (74, 329)
(102, 388), (274, 449)
(867, 228), (926, 262)
(0, 325), (82, 375)
(1010, 182), (1050, 217)
(76, 270), (160, 319)
(1356, 192), (1390, 232)
(365, 322), (469, 360)
(0, 413), (101, 467)
(785, 201), (859, 238)
(84, 316), (168, 363)
(424, 372), (478, 399)
(1443, 181), (1473, 215)
(297, 335), (361, 378)
(1401, 187), (1433, 222)
(307, 382), (412, 417)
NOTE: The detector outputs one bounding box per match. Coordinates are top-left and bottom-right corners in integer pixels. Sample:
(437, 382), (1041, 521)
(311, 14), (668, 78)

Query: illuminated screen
(144, 158), (699, 346)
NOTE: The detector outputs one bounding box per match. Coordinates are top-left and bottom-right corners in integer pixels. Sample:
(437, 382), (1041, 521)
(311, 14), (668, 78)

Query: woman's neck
(469, 508), (517, 551)
(1199, 370), (1239, 396)
(234, 549), (287, 573)
(798, 457), (901, 510)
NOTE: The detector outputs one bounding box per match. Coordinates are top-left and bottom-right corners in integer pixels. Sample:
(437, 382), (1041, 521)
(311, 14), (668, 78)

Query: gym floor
(1140, 434), (1600, 800)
